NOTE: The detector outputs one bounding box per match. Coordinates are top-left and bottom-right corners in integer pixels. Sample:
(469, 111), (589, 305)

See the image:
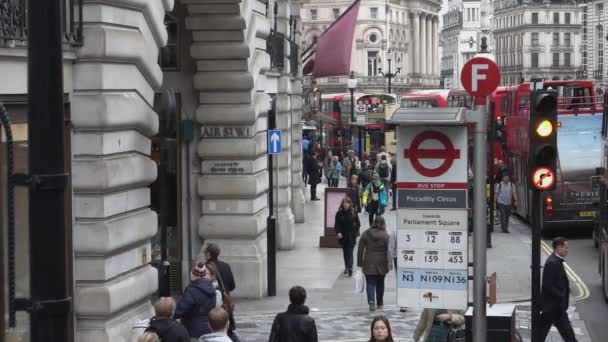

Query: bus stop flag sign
(460, 57), (501, 97)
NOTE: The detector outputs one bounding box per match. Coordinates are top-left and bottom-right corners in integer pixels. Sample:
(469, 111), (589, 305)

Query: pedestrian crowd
(135, 142), (574, 342)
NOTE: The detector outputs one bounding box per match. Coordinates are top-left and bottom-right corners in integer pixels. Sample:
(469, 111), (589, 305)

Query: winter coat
(334, 208), (360, 247)
(145, 317), (190, 342)
(356, 227), (390, 276)
(199, 332), (233, 342)
(268, 304), (318, 342)
(304, 154), (321, 185)
(323, 157), (332, 179)
(541, 253), (570, 312)
(330, 162), (342, 179)
(347, 183), (361, 212)
(413, 309), (465, 342)
(174, 278), (217, 338)
(358, 168), (372, 188)
(362, 181), (388, 212)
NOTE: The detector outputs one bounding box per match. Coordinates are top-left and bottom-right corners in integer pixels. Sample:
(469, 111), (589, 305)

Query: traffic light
(529, 90), (558, 191)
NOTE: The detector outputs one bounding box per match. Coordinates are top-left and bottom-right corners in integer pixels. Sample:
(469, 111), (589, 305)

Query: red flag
(311, 0), (360, 78)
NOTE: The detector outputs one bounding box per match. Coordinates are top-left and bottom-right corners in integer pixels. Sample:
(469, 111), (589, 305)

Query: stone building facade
(301, 0), (442, 94)
(493, 0), (583, 86)
(580, 0), (607, 87)
(0, 0), (304, 340)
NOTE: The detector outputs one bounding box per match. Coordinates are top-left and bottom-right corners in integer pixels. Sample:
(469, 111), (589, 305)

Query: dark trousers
(498, 203), (512, 232)
(303, 172), (308, 187)
(391, 183), (396, 209)
(368, 201), (380, 226)
(540, 309), (578, 342)
(310, 183), (317, 199)
(365, 274), (386, 306)
(330, 178), (339, 187)
(342, 245), (354, 270)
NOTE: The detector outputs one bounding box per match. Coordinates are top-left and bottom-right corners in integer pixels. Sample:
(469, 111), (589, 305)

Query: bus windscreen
(557, 114), (602, 182)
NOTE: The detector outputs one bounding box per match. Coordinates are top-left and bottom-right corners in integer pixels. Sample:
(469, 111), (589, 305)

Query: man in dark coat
(269, 286), (318, 342)
(540, 237), (578, 342)
(175, 262), (218, 339)
(146, 297), (190, 342)
(389, 154), (397, 211)
(304, 151), (321, 201)
(358, 161), (372, 189)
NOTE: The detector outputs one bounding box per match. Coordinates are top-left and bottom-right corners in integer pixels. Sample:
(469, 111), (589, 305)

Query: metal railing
(0, 0), (83, 48)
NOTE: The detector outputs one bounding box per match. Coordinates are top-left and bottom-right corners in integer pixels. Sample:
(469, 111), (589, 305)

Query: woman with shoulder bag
(335, 197), (361, 277)
(413, 308), (465, 342)
(205, 263), (239, 342)
(357, 216), (390, 312)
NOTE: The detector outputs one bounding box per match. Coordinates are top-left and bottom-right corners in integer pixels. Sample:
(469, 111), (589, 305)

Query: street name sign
(396, 125), (468, 310)
(268, 130), (281, 155)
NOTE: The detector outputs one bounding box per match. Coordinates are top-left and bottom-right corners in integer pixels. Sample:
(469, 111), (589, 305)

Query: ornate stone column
(71, 0), (172, 340)
(432, 16), (438, 78)
(413, 12), (420, 74)
(420, 14), (427, 76)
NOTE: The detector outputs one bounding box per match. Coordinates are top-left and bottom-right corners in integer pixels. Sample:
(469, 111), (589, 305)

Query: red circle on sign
(532, 167), (555, 190)
(461, 57), (501, 97)
(404, 131), (461, 178)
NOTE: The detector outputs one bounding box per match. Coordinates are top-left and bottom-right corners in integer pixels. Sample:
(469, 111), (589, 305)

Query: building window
(531, 53), (539, 68)
(159, 15), (179, 70)
(597, 4), (604, 14)
(553, 32), (559, 46)
(310, 9), (317, 20)
(565, 13), (571, 24)
(564, 53), (571, 67)
(332, 8), (340, 19)
(531, 32), (539, 46)
(369, 33), (378, 43)
(368, 51), (379, 76)
(564, 32), (571, 46)
(553, 12), (559, 24)
(553, 53), (560, 67)
(532, 13), (538, 24)
(370, 7), (378, 19)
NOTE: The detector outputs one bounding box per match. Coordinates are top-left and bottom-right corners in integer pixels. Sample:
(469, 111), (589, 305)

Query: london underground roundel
(532, 167), (555, 191)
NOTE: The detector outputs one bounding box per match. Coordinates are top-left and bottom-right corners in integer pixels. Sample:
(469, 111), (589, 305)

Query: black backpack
(378, 163), (389, 178)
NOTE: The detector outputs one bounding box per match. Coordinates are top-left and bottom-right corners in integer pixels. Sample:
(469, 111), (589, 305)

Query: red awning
(303, 57), (314, 75)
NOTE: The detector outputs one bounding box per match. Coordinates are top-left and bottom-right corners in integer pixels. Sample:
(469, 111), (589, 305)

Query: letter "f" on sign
(471, 64), (488, 92)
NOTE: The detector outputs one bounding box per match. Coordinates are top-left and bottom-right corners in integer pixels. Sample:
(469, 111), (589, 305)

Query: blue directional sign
(268, 130), (282, 154)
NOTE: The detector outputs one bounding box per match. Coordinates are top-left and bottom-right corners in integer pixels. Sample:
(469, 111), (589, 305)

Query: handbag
(427, 322), (450, 342)
(354, 269), (365, 293)
(449, 329), (466, 342)
(210, 263), (235, 314)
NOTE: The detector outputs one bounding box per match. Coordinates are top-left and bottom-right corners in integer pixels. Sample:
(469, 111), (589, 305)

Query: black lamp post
(378, 49), (401, 93)
(347, 71), (358, 154)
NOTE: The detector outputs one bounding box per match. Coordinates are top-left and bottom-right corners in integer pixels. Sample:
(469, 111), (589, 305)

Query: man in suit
(540, 237), (578, 342)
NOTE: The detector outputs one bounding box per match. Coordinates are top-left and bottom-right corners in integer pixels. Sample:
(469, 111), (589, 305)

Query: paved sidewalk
(233, 183), (592, 341)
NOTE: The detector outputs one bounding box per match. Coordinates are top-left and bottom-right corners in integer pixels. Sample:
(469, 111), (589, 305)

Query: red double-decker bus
(503, 80), (602, 231)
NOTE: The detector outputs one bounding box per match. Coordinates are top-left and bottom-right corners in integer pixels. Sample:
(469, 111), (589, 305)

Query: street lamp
(347, 71), (361, 158)
(378, 49), (401, 93)
(307, 81), (323, 150)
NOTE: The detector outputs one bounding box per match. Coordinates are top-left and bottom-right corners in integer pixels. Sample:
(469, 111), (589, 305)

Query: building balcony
(0, 0), (83, 48)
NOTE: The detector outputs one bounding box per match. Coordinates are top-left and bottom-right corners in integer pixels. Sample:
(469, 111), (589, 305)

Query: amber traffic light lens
(536, 120), (553, 137)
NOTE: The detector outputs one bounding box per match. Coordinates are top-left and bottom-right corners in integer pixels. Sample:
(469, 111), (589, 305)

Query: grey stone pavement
(233, 182), (592, 342)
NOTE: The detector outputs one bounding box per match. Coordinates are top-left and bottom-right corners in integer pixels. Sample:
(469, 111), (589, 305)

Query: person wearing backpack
(375, 154), (392, 190)
(362, 174), (388, 227)
(494, 173), (518, 233)
(146, 297), (190, 342)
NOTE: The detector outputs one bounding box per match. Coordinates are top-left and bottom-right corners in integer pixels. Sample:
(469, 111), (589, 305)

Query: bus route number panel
(397, 209), (468, 309)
